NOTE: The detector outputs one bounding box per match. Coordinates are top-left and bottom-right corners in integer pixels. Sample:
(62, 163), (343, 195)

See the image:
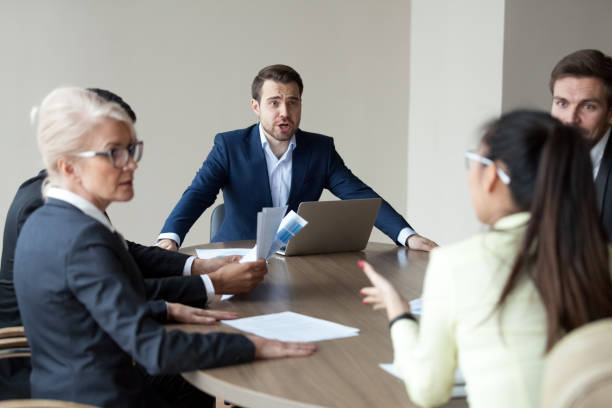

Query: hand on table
(207, 260), (267, 294)
(406, 234), (438, 251)
(358, 261), (410, 321)
(246, 335), (317, 359)
(156, 239), (178, 252)
(191, 255), (243, 275)
(166, 302), (238, 325)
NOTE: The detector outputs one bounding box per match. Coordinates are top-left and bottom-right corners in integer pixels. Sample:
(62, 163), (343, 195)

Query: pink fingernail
(357, 261), (365, 268)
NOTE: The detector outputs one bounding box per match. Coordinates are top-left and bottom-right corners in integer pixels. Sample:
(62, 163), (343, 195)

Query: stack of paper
(240, 207), (307, 263)
(222, 311), (359, 342)
(379, 364), (467, 398)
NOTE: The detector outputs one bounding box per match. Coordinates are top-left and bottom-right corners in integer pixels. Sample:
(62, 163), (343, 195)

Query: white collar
(258, 123), (297, 152)
(46, 187), (115, 232)
(590, 128), (611, 172)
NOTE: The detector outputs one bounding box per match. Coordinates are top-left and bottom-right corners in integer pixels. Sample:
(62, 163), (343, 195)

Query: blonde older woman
(14, 87), (315, 408)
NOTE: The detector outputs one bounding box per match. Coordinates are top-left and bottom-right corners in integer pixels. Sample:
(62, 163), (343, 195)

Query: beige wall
(502, 0), (612, 112)
(2, 1), (610, 252)
(406, 0), (506, 245)
(0, 0), (411, 249)
(407, 0), (612, 246)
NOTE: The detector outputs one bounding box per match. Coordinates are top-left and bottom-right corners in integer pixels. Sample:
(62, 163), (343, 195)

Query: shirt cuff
(201, 274), (215, 304)
(157, 232), (181, 247)
(183, 256), (196, 276)
(397, 227), (417, 246)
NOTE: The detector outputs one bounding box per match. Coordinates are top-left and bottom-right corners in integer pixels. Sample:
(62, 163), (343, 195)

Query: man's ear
(606, 105), (612, 125)
(251, 99), (261, 117)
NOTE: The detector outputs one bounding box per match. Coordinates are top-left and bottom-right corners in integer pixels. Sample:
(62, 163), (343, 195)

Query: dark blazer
(0, 171), (207, 328)
(14, 199), (254, 407)
(161, 124), (413, 243)
(0, 170), (46, 328)
(595, 134), (612, 242)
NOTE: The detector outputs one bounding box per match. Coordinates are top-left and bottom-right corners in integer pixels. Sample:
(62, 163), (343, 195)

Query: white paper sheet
(240, 207), (307, 263)
(379, 364), (467, 398)
(196, 248), (251, 259)
(222, 311), (359, 342)
(240, 206), (287, 263)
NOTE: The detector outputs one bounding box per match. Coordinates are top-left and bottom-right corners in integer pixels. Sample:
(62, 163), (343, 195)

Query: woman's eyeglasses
(464, 151), (511, 184)
(77, 141), (143, 169)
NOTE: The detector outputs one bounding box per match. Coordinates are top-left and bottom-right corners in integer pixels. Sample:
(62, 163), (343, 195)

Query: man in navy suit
(549, 50), (612, 241)
(158, 64), (437, 251)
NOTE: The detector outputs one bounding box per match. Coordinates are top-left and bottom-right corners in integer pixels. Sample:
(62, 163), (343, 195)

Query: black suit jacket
(0, 170), (46, 328)
(0, 170), (206, 328)
(14, 199), (254, 407)
(595, 134), (612, 242)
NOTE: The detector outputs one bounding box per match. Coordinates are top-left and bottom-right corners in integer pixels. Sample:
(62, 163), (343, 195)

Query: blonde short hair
(32, 87), (136, 192)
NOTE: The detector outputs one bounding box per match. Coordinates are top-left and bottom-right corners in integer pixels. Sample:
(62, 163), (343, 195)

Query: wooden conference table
(172, 241), (468, 408)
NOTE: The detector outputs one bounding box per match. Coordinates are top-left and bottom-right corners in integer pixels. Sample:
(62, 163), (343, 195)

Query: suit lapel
(287, 130), (312, 208)
(595, 133), (612, 210)
(249, 125), (273, 207)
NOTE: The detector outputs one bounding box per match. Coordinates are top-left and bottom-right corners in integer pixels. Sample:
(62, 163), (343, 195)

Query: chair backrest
(0, 326), (30, 359)
(0, 326), (26, 339)
(541, 318), (612, 407)
(209, 203), (225, 241)
(0, 400), (98, 408)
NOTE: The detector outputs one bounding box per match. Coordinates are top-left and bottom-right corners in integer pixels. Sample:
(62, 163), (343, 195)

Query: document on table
(222, 311), (359, 342)
(379, 364), (467, 398)
(196, 248), (251, 259)
(240, 207), (307, 263)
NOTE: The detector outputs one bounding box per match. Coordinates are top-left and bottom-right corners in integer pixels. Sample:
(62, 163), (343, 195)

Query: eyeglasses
(464, 151), (511, 184)
(76, 141), (143, 169)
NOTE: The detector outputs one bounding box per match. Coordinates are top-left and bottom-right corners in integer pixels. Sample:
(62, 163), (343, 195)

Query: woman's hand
(156, 239), (178, 251)
(246, 335), (317, 359)
(358, 261), (410, 321)
(166, 302), (238, 325)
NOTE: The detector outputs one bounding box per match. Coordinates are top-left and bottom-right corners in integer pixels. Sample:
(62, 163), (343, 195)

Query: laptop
(278, 198), (382, 256)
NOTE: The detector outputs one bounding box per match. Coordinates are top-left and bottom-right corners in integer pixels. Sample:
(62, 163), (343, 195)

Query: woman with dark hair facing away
(13, 87), (316, 408)
(359, 110), (612, 408)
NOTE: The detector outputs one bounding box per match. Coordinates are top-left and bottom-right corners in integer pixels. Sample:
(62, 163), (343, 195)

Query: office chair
(0, 326), (29, 359)
(210, 203), (225, 241)
(0, 326), (30, 399)
(541, 318), (612, 407)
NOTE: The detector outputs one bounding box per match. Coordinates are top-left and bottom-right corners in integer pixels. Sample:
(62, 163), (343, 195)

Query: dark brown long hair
(483, 110), (612, 351)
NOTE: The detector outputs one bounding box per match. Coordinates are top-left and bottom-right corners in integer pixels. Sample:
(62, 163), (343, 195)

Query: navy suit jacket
(161, 124), (412, 243)
(0, 170), (208, 329)
(595, 133), (612, 242)
(14, 199), (254, 407)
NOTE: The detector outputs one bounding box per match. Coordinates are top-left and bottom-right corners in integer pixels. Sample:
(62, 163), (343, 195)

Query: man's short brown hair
(550, 49), (612, 106)
(251, 64), (303, 102)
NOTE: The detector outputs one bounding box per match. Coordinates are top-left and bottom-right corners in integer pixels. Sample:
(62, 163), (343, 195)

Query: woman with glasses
(359, 110), (612, 408)
(13, 87), (315, 408)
